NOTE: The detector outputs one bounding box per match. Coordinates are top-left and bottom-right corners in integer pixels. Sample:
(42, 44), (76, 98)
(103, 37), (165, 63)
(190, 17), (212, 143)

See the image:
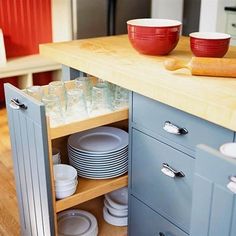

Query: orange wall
(0, 0), (53, 102)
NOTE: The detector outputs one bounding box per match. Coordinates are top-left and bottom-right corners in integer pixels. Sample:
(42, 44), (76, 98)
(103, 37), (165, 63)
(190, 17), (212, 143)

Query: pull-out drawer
(129, 195), (188, 236)
(131, 128), (194, 232)
(132, 93), (234, 152)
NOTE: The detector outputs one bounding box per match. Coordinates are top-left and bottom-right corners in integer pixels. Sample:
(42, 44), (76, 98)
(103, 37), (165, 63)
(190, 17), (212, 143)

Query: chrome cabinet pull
(10, 98), (27, 110)
(227, 175), (236, 194)
(161, 163), (185, 178)
(163, 121), (188, 135)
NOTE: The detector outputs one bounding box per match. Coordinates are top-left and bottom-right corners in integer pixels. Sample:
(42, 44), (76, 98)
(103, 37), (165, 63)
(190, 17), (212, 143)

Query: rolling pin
(164, 57), (236, 78)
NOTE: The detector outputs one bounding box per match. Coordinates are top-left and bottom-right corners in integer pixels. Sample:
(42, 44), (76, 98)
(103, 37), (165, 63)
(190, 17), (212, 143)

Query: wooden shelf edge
(50, 108), (129, 140)
(56, 174), (128, 213)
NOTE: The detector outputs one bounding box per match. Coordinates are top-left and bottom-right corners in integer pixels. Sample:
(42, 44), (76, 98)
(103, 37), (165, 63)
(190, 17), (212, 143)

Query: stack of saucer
(67, 126), (128, 179)
(54, 164), (78, 199)
(103, 187), (128, 226)
(58, 209), (98, 236)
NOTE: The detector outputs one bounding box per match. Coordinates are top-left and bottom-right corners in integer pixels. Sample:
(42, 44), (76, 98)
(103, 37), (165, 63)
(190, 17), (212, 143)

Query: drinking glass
(113, 86), (129, 110)
(48, 81), (66, 111)
(90, 83), (112, 116)
(65, 88), (88, 123)
(42, 94), (64, 127)
(75, 77), (92, 108)
(26, 86), (42, 101)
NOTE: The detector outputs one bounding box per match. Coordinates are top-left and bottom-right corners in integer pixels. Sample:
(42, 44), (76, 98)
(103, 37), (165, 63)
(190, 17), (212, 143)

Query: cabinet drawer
(131, 129), (194, 232)
(226, 13), (236, 36)
(129, 195), (188, 236)
(132, 93), (234, 152)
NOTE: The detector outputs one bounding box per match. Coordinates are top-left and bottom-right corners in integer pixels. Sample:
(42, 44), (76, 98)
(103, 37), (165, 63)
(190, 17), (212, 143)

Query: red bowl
(190, 32), (231, 58)
(127, 18), (182, 55)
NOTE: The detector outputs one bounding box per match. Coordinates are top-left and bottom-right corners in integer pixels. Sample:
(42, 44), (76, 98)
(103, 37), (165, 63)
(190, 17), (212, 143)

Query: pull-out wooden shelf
(50, 108), (129, 140)
(56, 174), (128, 212)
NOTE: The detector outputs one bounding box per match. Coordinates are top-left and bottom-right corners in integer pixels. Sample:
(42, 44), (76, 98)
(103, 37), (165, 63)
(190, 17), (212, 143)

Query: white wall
(51, 0), (72, 42)
(199, 0), (236, 32)
(151, 0), (184, 21)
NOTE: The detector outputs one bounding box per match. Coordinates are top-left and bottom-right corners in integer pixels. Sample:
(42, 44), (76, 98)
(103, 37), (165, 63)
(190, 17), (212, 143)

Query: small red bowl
(190, 32), (231, 58)
(127, 18), (182, 55)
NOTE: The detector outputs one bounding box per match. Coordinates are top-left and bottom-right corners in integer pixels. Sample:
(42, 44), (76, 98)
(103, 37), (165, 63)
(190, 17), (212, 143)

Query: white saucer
(220, 143), (236, 158)
(57, 209), (98, 236)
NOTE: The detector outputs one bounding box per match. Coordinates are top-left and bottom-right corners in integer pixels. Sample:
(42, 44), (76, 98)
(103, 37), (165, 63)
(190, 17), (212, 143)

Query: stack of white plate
(58, 209), (98, 236)
(67, 126), (128, 179)
(54, 164), (78, 199)
(103, 187), (128, 226)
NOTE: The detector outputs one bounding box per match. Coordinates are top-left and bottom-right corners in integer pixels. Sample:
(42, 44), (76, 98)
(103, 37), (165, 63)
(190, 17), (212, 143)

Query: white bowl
(103, 206), (128, 226)
(105, 187), (128, 210)
(54, 164), (77, 184)
(55, 176), (78, 187)
(104, 199), (128, 217)
(220, 143), (236, 158)
(55, 180), (78, 193)
(55, 184), (77, 199)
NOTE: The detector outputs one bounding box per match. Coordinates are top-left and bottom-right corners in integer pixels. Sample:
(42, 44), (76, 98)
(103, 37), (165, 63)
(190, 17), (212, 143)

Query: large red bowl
(127, 18), (182, 55)
(190, 32), (231, 58)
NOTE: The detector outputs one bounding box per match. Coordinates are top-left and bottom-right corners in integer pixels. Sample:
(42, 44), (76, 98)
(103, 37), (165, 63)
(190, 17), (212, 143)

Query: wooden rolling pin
(164, 57), (236, 78)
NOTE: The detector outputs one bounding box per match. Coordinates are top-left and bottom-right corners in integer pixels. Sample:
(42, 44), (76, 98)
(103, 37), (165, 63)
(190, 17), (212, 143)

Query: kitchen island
(4, 35), (236, 236)
(39, 35), (236, 236)
(40, 35), (236, 131)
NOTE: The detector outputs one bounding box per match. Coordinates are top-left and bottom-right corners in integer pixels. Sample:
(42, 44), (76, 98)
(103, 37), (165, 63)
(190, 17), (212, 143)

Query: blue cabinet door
(4, 84), (55, 236)
(190, 144), (236, 236)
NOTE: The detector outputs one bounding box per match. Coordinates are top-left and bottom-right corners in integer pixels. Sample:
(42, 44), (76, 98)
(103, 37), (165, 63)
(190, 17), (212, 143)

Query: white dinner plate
(69, 158), (128, 169)
(68, 151), (128, 163)
(69, 160), (128, 172)
(77, 168), (127, 179)
(68, 127), (128, 154)
(57, 209), (98, 236)
(68, 145), (128, 157)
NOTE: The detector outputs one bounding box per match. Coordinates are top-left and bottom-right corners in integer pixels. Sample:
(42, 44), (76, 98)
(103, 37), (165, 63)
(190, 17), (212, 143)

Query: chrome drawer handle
(161, 163), (185, 178)
(163, 121), (188, 135)
(232, 23), (236, 28)
(10, 98), (27, 110)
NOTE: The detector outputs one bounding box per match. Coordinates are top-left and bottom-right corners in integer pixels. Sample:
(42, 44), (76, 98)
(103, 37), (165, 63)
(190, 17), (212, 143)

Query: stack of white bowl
(103, 187), (128, 226)
(54, 164), (78, 199)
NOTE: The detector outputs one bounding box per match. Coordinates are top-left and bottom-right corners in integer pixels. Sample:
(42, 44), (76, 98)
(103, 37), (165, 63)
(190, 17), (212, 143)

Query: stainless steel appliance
(72, 0), (151, 39)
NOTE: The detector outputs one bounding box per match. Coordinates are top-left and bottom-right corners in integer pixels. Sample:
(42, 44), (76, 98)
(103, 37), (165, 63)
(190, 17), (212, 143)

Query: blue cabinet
(129, 92), (236, 236)
(190, 145), (236, 236)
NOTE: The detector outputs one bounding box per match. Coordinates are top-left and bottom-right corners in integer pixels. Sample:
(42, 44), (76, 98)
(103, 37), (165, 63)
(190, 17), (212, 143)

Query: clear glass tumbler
(65, 88), (88, 123)
(42, 94), (64, 127)
(75, 77), (92, 108)
(113, 86), (129, 110)
(48, 81), (67, 111)
(26, 86), (42, 101)
(90, 83), (112, 116)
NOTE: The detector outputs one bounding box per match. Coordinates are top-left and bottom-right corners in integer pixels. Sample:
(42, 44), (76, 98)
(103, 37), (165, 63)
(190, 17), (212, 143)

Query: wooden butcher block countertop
(40, 35), (236, 131)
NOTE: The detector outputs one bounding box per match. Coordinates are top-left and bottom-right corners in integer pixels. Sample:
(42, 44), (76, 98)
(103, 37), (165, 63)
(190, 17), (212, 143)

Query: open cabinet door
(4, 84), (55, 236)
(190, 144), (236, 236)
